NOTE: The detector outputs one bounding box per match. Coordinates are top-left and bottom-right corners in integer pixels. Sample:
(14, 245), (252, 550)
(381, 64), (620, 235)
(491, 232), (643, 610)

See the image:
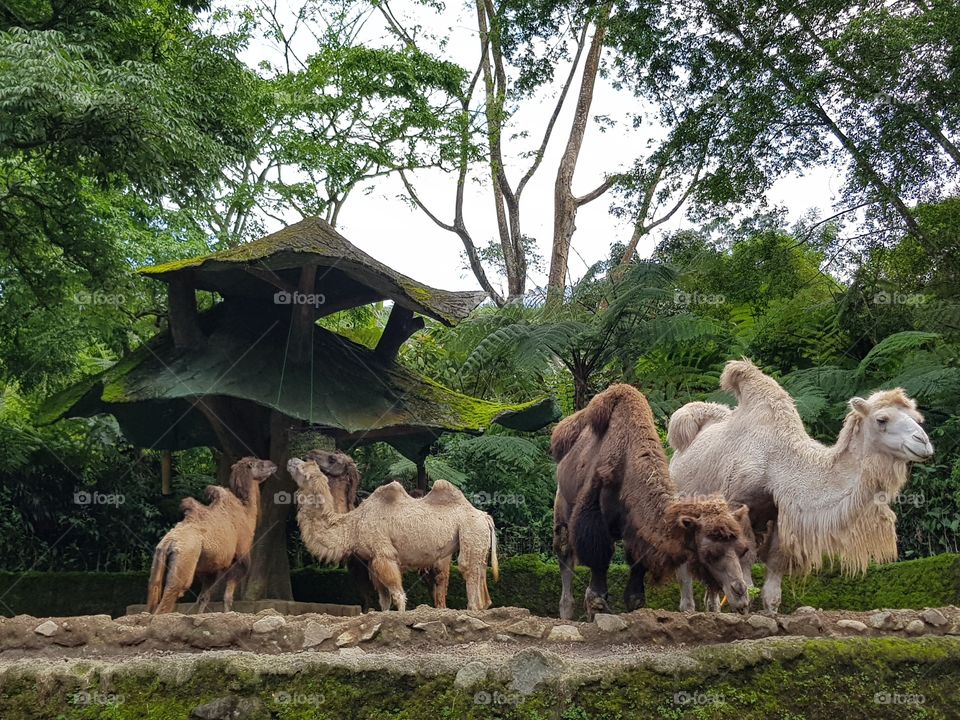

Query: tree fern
(855, 331), (941, 378)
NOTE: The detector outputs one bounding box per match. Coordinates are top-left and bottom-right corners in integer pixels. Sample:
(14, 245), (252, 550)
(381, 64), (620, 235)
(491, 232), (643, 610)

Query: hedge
(1, 553), (957, 618)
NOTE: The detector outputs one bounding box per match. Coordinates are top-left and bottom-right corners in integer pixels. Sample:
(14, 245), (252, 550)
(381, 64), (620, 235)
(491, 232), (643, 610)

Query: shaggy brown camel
(288, 457), (498, 611)
(669, 358), (934, 612)
(146, 457), (277, 613)
(552, 383), (753, 620)
(306, 449), (452, 609)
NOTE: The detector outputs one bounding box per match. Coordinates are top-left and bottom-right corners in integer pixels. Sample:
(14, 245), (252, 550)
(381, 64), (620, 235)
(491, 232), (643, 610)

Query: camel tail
(146, 538), (172, 612)
(487, 514), (499, 582)
(668, 402), (732, 452)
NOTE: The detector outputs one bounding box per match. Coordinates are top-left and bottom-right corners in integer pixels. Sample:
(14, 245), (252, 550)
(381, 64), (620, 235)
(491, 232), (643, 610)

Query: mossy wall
(1, 553), (958, 618)
(2, 638), (958, 719)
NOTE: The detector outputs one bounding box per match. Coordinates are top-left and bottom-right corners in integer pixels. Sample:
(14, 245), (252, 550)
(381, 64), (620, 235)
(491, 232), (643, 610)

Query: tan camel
(669, 358), (934, 612)
(552, 383), (754, 620)
(146, 457), (277, 613)
(305, 449), (452, 609)
(288, 457), (498, 612)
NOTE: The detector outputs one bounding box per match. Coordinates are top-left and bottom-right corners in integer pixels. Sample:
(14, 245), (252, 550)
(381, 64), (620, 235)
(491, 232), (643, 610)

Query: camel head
(286, 457), (334, 514)
(229, 457), (277, 502)
(305, 449), (360, 512)
(669, 498), (752, 614)
(849, 389), (933, 463)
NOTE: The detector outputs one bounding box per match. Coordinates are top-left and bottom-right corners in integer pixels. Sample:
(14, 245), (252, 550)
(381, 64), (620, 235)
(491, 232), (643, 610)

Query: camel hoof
(624, 593), (646, 612)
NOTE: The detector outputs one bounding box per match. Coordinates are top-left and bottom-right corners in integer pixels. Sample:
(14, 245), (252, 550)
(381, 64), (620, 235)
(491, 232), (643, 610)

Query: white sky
(240, 1), (849, 296)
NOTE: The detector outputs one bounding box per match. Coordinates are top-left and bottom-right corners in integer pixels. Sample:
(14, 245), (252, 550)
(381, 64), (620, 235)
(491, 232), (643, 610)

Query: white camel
(669, 358), (933, 612)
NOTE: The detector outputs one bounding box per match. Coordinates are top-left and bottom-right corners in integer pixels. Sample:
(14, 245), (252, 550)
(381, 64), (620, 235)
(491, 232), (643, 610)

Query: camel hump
(720, 358), (792, 407)
(180, 496), (205, 517)
(205, 485), (233, 504)
(424, 479), (468, 505)
(552, 384), (653, 461)
(668, 402), (731, 452)
(585, 383), (651, 437)
(369, 481), (411, 504)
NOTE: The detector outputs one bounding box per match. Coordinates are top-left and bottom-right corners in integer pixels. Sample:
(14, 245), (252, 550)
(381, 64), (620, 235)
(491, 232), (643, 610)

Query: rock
(795, 606), (816, 614)
(412, 621), (448, 640)
(508, 648), (565, 695)
(378, 621), (411, 645)
(454, 661), (488, 689)
(905, 619), (926, 636)
(747, 615), (779, 633)
(778, 613), (823, 637)
(921, 609), (948, 627)
(338, 646), (364, 658)
(251, 615), (285, 634)
(190, 696), (269, 720)
(456, 616), (490, 632)
(547, 625), (584, 642)
(495, 634), (516, 642)
(594, 614), (628, 632)
(716, 613), (743, 626)
(301, 621), (335, 648)
(336, 622), (380, 647)
(33, 621), (59, 637)
(836, 619), (868, 633)
(504, 618), (546, 638)
(868, 612), (894, 630)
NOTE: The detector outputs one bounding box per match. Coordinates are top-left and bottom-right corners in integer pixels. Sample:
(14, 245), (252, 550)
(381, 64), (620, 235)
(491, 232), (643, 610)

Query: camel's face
(851, 394), (934, 463)
(233, 457), (278, 483)
(305, 449), (358, 512)
(306, 449), (349, 476)
(681, 510), (752, 614)
(286, 458), (333, 511)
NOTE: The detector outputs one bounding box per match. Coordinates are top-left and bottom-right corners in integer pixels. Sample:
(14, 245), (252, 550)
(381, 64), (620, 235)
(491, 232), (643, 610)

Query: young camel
(288, 457), (498, 612)
(669, 359), (934, 612)
(146, 457), (277, 613)
(552, 383), (754, 620)
(305, 449), (452, 609)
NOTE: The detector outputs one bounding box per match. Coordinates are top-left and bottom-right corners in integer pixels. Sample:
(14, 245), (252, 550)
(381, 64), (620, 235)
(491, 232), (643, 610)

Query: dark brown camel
(552, 384), (753, 620)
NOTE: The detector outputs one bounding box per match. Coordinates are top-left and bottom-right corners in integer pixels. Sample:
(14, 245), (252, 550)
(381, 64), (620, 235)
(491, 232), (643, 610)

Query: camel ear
(849, 397), (870, 416)
(677, 515), (700, 532)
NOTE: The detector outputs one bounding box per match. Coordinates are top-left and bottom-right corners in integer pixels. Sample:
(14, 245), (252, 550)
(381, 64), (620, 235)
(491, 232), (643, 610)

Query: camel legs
(432, 558), (451, 609)
(677, 563), (697, 612)
(222, 555), (249, 613)
(761, 524), (785, 613)
(558, 554), (576, 620)
(370, 556), (406, 611)
(623, 548), (646, 611)
(196, 573), (217, 613)
(155, 543), (201, 614)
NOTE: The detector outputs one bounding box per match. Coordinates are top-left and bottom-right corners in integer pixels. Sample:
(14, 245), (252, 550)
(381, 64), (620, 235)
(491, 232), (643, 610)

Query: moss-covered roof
(38, 305), (558, 459)
(140, 217), (488, 326)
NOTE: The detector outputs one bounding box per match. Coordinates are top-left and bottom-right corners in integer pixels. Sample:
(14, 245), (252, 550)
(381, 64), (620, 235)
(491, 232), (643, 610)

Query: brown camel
(552, 384), (753, 620)
(307, 449), (452, 610)
(146, 457), (277, 613)
(288, 457), (498, 611)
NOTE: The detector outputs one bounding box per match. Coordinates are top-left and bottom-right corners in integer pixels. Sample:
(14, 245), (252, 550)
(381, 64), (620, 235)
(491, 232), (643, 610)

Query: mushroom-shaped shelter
(41, 218), (558, 599)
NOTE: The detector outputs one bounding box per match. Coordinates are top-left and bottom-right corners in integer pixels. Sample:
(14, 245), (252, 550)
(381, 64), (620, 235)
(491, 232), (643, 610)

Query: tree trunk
(546, 8), (610, 308)
(244, 410), (298, 600)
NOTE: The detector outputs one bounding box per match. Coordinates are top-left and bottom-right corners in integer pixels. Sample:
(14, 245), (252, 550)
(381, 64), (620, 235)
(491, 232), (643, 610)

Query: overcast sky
(241, 1), (849, 295)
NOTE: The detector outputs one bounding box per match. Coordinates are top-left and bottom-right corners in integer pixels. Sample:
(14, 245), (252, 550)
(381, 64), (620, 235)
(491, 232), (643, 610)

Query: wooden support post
(376, 305), (425, 361)
(416, 457), (428, 494)
(290, 263), (318, 363)
(168, 276), (204, 349)
(160, 450), (172, 496)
